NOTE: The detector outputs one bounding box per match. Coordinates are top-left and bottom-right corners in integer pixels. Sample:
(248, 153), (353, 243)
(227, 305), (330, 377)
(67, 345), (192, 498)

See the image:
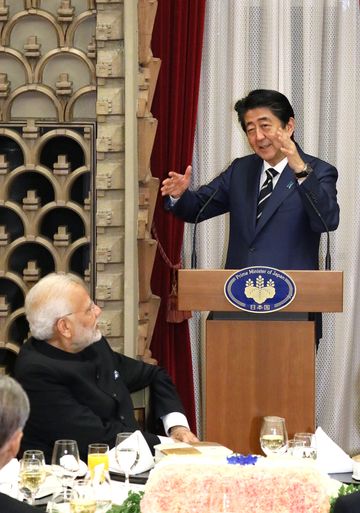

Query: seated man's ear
(8, 429), (23, 458)
(56, 317), (72, 339)
(0, 429), (23, 467)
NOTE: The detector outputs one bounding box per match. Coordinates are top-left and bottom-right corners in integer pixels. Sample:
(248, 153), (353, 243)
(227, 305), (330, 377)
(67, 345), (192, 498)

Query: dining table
(2, 460), (359, 510)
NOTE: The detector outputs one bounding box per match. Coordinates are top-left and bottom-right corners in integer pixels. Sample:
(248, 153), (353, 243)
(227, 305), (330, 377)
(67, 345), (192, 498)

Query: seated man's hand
(169, 425), (199, 443)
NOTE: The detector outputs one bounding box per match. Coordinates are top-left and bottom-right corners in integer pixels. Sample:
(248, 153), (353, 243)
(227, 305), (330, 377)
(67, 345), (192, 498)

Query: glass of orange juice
(87, 443), (109, 480)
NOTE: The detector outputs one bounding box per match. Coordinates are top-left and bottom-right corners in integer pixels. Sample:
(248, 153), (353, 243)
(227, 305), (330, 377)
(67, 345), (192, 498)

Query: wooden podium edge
(177, 269), (343, 313)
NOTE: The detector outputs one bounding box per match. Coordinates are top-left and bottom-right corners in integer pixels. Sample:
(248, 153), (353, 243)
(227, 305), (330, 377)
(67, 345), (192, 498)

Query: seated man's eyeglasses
(62, 300), (97, 318)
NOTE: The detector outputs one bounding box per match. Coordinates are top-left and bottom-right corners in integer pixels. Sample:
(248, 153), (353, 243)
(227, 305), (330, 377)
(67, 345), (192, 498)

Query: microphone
(303, 190), (331, 270)
(191, 188), (218, 269)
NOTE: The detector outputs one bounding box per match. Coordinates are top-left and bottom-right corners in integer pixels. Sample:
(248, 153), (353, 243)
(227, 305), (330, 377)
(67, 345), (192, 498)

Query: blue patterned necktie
(256, 168), (278, 221)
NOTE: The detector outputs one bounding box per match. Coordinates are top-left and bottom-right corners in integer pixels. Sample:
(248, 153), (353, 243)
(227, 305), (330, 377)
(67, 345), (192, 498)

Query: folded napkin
(109, 430), (154, 475)
(315, 426), (353, 474)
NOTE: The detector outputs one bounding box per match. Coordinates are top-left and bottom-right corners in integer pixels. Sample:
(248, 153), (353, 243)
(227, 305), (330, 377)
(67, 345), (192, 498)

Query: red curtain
(150, 0), (206, 433)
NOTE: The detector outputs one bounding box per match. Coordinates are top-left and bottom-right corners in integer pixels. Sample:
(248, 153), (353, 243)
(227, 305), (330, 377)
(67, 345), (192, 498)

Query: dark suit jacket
(0, 493), (37, 512)
(14, 337), (185, 462)
(169, 145), (339, 270)
(333, 491), (360, 513)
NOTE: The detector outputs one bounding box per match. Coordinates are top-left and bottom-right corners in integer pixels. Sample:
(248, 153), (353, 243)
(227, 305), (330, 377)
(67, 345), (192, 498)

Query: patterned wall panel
(0, 1), (99, 373)
(0, 121), (95, 372)
(0, 0), (161, 375)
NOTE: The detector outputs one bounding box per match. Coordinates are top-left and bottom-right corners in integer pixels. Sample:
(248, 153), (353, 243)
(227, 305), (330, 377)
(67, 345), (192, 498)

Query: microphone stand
(304, 191), (331, 270)
(191, 188), (218, 269)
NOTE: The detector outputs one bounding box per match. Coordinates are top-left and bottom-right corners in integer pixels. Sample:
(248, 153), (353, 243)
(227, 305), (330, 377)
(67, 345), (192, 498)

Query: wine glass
(19, 455), (46, 505)
(294, 432), (317, 459)
(259, 416), (288, 456)
(51, 440), (80, 490)
(23, 449), (46, 466)
(70, 479), (97, 513)
(115, 432), (139, 490)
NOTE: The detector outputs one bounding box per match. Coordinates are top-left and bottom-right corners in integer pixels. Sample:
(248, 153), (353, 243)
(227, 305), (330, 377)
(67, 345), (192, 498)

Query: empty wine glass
(19, 455), (46, 505)
(51, 440), (80, 490)
(260, 416), (288, 456)
(115, 432), (139, 490)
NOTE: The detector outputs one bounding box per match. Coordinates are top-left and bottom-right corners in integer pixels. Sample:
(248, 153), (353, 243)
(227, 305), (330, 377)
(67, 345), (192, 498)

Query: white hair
(25, 273), (85, 340)
(0, 376), (30, 448)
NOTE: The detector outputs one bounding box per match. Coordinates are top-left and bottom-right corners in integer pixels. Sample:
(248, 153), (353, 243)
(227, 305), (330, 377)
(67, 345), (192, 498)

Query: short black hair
(234, 89), (295, 133)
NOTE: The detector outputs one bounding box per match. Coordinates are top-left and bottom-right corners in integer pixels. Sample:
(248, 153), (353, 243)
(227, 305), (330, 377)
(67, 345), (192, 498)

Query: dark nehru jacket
(14, 337), (185, 462)
(0, 493), (38, 512)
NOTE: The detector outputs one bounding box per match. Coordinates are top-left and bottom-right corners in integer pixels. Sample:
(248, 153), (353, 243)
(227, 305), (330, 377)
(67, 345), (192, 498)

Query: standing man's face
(244, 107), (295, 166)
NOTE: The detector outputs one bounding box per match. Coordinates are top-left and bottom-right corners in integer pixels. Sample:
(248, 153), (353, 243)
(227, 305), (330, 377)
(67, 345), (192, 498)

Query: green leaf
(329, 483), (360, 513)
(108, 490), (144, 513)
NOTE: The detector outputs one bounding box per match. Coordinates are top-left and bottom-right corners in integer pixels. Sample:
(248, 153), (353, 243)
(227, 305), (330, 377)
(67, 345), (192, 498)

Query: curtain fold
(150, 0), (206, 433)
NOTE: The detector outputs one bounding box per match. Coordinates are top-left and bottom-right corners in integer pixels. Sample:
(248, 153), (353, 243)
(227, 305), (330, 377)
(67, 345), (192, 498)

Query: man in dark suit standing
(15, 273), (198, 462)
(0, 376), (37, 512)
(161, 89), (339, 271)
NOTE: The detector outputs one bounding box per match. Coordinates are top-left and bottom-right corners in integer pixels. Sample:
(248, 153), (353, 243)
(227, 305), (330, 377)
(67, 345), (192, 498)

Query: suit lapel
(254, 164), (297, 235)
(243, 158), (263, 240)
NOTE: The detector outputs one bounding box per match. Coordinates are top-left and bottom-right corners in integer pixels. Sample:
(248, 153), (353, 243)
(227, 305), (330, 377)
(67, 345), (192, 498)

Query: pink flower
(140, 462), (332, 513)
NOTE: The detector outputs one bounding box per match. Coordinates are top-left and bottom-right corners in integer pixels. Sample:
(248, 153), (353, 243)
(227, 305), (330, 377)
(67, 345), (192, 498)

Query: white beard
(72, 324), (102, 352)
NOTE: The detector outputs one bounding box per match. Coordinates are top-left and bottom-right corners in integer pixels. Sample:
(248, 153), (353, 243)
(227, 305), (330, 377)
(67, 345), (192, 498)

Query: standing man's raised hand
(161, 165), (192, 198)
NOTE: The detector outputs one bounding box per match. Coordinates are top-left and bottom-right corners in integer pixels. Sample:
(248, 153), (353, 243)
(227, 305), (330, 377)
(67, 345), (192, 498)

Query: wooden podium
(178, 269), (343, 454)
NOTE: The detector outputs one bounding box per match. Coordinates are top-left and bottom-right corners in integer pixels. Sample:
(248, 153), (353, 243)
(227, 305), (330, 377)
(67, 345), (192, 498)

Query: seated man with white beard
(14, 273), (198, 462)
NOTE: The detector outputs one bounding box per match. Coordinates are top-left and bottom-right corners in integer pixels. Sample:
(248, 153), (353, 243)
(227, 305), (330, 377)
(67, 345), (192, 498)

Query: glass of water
(115, 432), (139, 490)
(294, 432), (317, 459)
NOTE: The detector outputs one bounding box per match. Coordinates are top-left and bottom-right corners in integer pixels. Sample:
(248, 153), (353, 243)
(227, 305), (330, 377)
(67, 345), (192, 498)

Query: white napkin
(108, 430), (154, 475)
(315, 426), (353, 474)
(59, 454), (79, 472)
(0, 458), (19, 497)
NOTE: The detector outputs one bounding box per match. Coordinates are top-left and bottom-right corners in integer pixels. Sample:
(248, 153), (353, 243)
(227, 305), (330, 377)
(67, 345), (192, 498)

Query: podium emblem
(224, 266), (296, 312)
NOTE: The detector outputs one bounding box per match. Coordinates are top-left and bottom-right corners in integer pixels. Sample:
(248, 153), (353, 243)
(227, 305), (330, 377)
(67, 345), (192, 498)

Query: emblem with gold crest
(224, 266), (296, 313)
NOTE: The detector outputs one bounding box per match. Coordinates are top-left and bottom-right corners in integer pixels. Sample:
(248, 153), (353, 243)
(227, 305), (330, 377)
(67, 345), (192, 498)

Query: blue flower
(227, 453), (258, 465)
